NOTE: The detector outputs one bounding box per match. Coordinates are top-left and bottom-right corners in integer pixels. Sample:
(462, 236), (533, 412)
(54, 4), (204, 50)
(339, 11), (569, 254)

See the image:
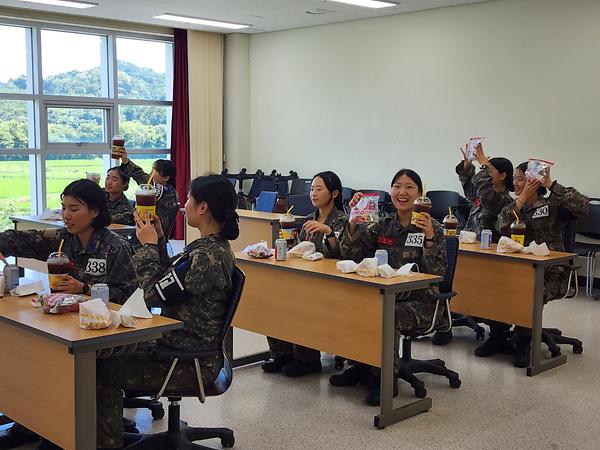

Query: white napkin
(119, 288), (152, 319)
(39, 208), (62, 221)
(302, 251), (323, 261)
(336, 260), (358, 274)
(378, 263), (418, 278)
(459, 230), (477, 244)
(10, 281), (44, 297)
(356, 258), (379, 277)
(496, 236), (524, 253)
(524, 241), (550, 256)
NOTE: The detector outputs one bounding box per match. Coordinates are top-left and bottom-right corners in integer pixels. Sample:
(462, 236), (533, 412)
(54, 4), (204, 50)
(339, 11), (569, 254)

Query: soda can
(375, 249), (388, 266)
(91, 283), (110, 306)
(480, 229), (493, 250)
(275, 238), (288, 261)
(3, 264), (19, 293)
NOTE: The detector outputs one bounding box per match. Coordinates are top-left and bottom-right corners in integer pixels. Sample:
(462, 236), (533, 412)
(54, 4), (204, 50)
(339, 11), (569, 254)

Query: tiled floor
(4, 251), (600, 449)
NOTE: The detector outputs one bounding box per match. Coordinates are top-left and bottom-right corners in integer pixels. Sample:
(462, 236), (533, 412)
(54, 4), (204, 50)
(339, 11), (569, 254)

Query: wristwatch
(82, 283), (90, 295)
(325, 230), (336, 239)
(425, 237), (435, 243)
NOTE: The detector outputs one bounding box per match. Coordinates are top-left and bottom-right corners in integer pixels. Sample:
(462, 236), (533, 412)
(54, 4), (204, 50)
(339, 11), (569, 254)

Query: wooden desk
(233, 252), (442, 428)
(11, 214), (136, 236)
(0, 296), (182, 450)
(452, 242), (575, 376)
(185, 210), (303, 252)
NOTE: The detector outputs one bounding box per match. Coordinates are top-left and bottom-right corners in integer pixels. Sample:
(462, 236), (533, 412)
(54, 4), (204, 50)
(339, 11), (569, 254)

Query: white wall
(231, 0), (600, 196)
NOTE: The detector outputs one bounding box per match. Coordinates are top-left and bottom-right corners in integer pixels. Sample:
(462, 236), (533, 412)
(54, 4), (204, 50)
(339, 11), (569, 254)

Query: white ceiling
(0, 0), (494, 33)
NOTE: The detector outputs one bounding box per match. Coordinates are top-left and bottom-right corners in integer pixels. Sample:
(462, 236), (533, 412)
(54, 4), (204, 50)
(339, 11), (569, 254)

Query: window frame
(0, 18), (174, 214)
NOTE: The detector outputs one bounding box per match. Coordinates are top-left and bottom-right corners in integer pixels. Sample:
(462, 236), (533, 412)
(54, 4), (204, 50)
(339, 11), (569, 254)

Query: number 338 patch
(405, 233), (425, 247)
(85, 258), (107, 276)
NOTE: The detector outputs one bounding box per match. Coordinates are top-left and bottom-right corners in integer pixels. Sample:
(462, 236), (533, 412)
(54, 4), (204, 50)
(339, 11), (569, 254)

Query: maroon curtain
(170, 28), (190, 240)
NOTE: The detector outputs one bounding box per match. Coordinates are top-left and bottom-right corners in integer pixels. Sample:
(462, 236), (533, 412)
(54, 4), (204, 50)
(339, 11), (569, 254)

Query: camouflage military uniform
(268, 208), (348, 362)
(120, 160), (180, 238)
(96, 234), (234, 449)
(105, 191), (134, 225)
(456, 161), (513, 242)
(340, 215), (448, 371)
(497, 182), (589, 303)
(0, 227), (136, 304)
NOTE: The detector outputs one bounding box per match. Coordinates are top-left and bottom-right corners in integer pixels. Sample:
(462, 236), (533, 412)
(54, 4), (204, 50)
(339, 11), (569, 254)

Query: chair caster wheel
(151, 405), (165, 420)
(573, 344), (583, 354)
(550, 348), (561, 358)
(413, 381), (427, 398)
(449, 377), (461, 389)
(221, 433), (235, 448)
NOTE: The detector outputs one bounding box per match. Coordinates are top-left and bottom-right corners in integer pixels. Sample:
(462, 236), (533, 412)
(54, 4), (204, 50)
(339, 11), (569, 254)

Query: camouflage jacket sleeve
(496, 200), (519, 237)
(105, 241), (137, 304)
(322, 210), (348, 259)
(455, 161), (477, 203)
(0, 229), (60, 260)
(548, 183), (589, 219)
(421, 221), (447, 277)
(156, 187), (180, 238)
(132, 243), (172, 307)
(340, 222), (378, 263)
(120, 159), (150, 186)
(472, 167), (509, 211)
(109, 197), (135, 225)
(183, 249), (231, 297)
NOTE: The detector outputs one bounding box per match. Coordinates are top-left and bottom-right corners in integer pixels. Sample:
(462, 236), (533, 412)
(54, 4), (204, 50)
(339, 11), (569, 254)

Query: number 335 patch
(85, 258), (107, 276)
(405, 233), (425, 247)
(532, 205), (549, 219)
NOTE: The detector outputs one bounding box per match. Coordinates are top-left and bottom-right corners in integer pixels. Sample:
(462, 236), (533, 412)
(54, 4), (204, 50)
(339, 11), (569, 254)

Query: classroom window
(0, 19), (173, 214)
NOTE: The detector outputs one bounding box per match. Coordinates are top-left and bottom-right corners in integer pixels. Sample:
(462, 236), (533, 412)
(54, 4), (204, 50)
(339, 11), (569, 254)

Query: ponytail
(189, 175), (239, 241)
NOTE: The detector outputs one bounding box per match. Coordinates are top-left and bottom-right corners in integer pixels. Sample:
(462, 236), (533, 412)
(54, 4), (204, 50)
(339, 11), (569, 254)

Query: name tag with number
(85, 258), (107, 276)
(532, 205), (549, 219)
(405, 233), (425, 247)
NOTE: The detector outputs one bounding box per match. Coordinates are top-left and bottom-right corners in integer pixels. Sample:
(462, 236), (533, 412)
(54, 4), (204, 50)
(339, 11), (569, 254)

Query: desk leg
(527, 265), (567, 377)
(74, 351), (96, 450)
(374, 291), (431, 428)
(226, 327), (271, 369)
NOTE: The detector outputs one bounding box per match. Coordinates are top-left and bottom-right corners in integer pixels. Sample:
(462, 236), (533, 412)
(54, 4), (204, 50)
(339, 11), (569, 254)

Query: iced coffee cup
(111, 134), (125, 160)
(279, 213), (297, 246)
(411, 196), (432, 226)
(443, 214), (459, 236)
(136, 184), (157, 218)
(47, 252), (73, 293)
(510, 221), (526, 245)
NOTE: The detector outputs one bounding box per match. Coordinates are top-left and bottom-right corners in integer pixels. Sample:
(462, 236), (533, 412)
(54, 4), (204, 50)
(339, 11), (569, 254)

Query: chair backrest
(255, 191), (277, 212)
(287, 194), (314, 216)
(427, 190), (461, 223)
(290, 178), (313, 195)
(576, 200), (600, 239)
(248, 177), (276, 200)
(440, 236), (459, 294)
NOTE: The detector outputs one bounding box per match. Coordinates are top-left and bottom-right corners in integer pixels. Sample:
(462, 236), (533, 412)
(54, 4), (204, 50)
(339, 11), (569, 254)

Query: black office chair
(290, 178), (312, 195)
(123, 266), (245, 450)
(341, 187), (355, 214)
(539, 212), (584, 357)
(573, 199), (600, 299)
(397, 236), (461, 398)
(287, 194), (314, 216)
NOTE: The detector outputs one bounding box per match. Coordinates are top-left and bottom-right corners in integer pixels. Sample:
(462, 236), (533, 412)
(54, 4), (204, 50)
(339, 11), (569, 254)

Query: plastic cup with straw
(47, 239), (72, 292)
(443, 206), (458, 236)
(510, 210), (526, 245)
(135, 171), (158, 218)
(279, 205), (296, 242)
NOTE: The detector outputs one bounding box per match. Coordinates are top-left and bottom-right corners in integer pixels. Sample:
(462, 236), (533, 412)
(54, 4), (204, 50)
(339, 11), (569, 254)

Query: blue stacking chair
(287, 194), (314, 216)
(255, 191), (277, 213)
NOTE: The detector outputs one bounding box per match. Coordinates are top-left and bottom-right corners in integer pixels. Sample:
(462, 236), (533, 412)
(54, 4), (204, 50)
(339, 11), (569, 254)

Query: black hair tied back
(189, 175), (240, 240)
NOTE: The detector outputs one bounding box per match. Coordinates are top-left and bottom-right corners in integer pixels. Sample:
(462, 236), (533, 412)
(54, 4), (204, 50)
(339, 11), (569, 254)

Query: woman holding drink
(118, 146), (180, 239)
(0, 179), (136, 303)
(330, 169), (448, 406)
(262, 171), (348, 377)
(104, 166), (134, 225)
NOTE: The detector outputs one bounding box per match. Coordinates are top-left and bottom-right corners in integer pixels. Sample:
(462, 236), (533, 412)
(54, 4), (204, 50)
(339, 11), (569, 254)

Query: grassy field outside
(0, 157), (158, 231)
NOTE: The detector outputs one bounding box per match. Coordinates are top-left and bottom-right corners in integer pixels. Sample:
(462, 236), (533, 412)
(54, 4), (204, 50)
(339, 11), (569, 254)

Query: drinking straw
(58, 239), (64, 254)
(147, 170), (155, 185)
(448, 206), (453, 219)
(512, 210), (520, 223)
(286, 205), (294, 214)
